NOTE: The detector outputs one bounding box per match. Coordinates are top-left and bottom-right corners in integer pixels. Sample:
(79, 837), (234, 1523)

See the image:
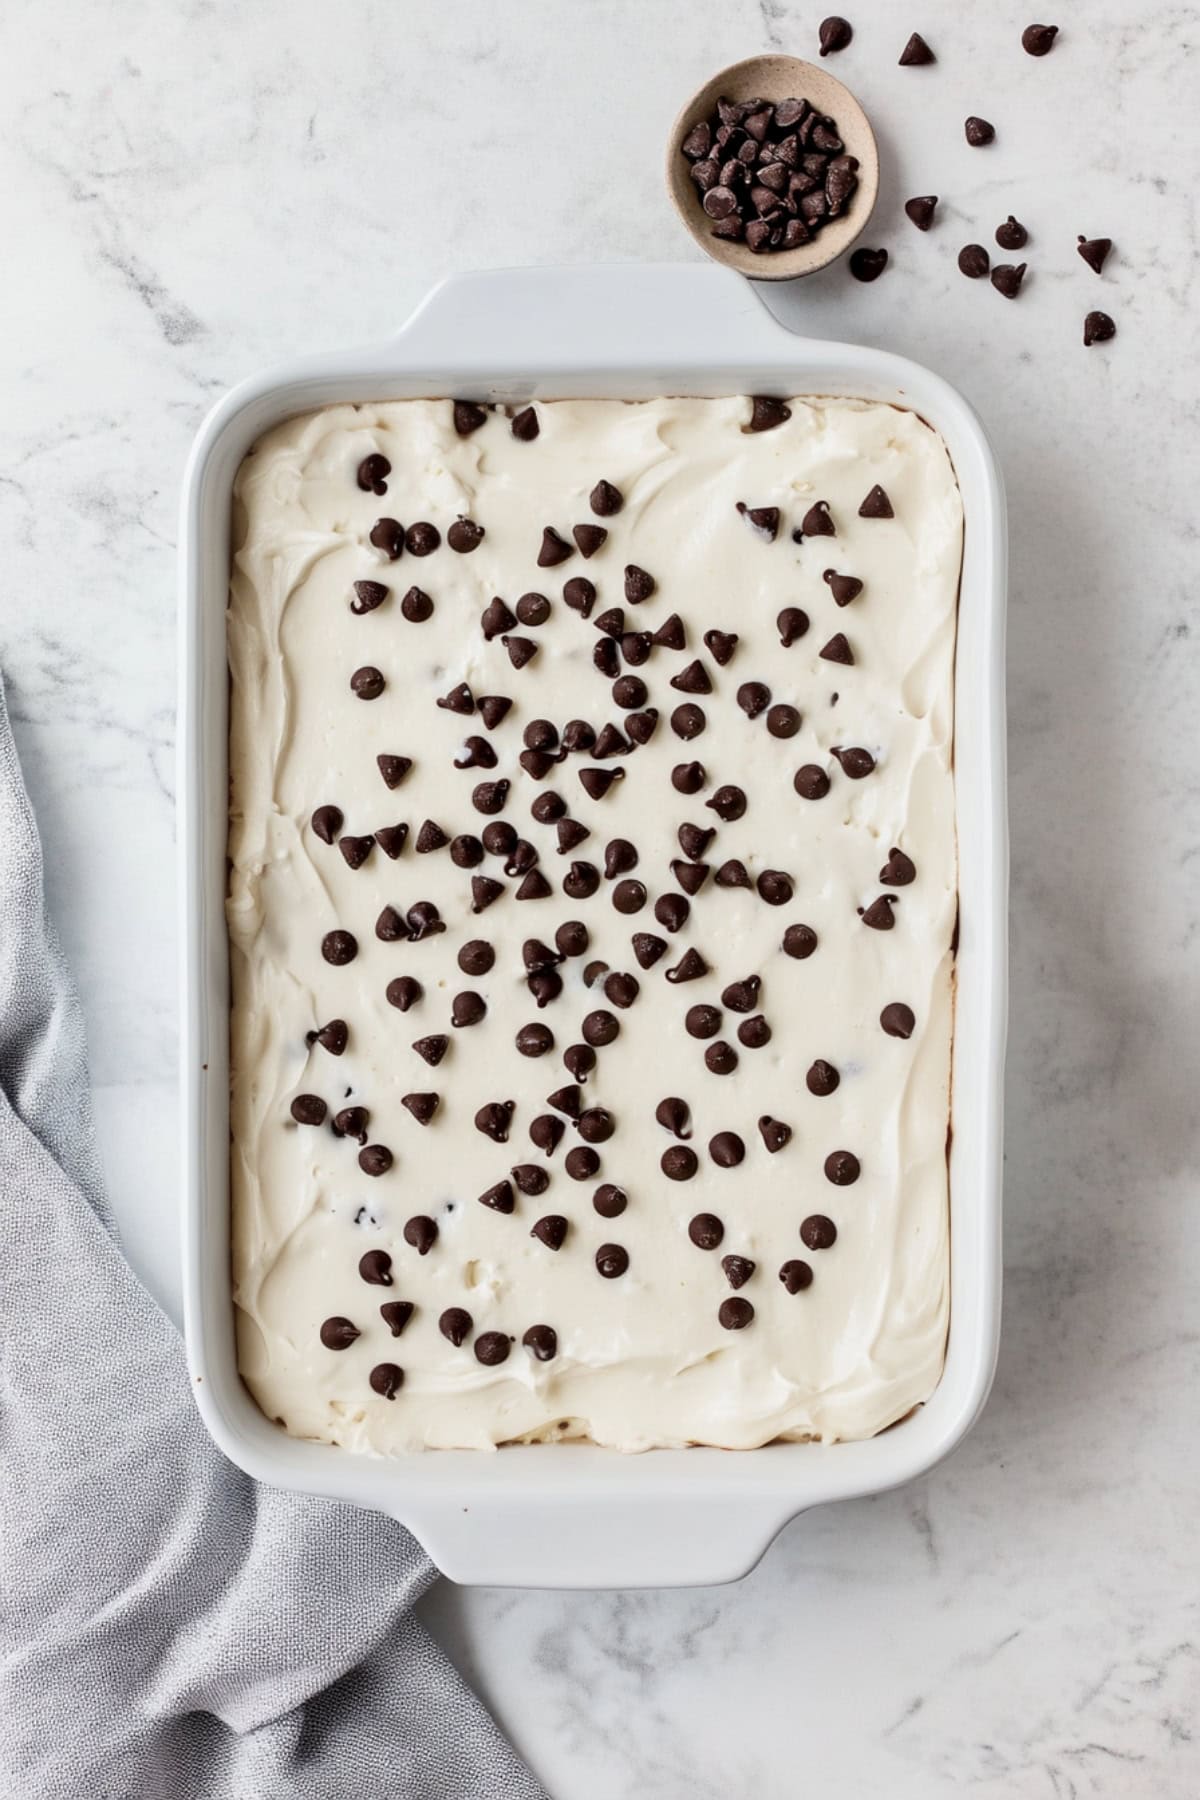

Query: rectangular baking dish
(179, 263), (1006, 1589)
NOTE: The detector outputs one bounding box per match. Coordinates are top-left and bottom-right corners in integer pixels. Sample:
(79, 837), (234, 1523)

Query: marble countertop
(4, 0), (1197, 1792)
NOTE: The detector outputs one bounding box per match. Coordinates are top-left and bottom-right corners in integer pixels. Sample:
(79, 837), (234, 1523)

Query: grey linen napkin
(0, 678), (546, 1800)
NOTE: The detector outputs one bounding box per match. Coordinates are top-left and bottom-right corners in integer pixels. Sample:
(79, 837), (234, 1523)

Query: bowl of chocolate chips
(667, 54), (878, 280)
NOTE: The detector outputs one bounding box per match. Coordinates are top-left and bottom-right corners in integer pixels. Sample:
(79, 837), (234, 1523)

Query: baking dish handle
(391, 262), (795, 372)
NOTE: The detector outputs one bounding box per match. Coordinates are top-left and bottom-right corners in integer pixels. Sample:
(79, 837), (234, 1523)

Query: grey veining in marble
(2, 0), (1197, 1793)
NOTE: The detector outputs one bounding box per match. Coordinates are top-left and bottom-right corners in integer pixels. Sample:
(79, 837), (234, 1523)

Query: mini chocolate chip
(481, 597), (516, 640)
(655, 1096), (691, 1139)
(736, 502), (780, 541)
(590, 478), (624, 516)
(458, 737), (500, 773)
(745, 396), (792, 433)
(412, 1032), (449, 1067)
(819, 633), (854, 665)
(780, 1259), (813, 1293)
(766, 705), (800, 740)
(782, 923), (818, 961)
(373, 824), (407, 861)
(515, 867), (552, 900)
(653, 893), (689, 935)
(555, 919), (589, 958)
(474, 1331), (511, 1367)
(404, 1215), (438, 1254)
(825, 570), (864, 608)
(652, 612), (685, 649)
(531, 791), (567, 824)
(595, 607), (625, 639)
(528, 969), (563, 1009)
(453, 400), (488, 436)
(516, 1023), (555, 1058)
(623, 564), (656, 604)
(577, 1106), (615, 1144)
(530, 1114), (564, 1155)
(477, 696), (511, 731)
(880, 847), (916, 887)
(880, 1002), (916, 1039)
(722, 1253), (755, 1289)
(367, 1361), (403, 1400)
(548, 1084), (582, 1119)
(593, 723), (630, 759)
(832, 745), (876, 779)
(1022, 22), (1058, 54)
(504, 636), (539, 670)
(405, 521), (440, 556)
(807, 1059), (840, 1097)
(688, 1212), (724, 1251)
(677, 822), (714, 861)
(309, 1018), (348, 1055)
(899, 30), (935, 63)
(756, 870), (792, 906)
(612, 879), (646, 914)
(413, 819), (447, 856)
(576, 1010), (615, 1051)
(819, 15), (852, 53)
(370, 517), (405, 559)
(321, 930), (358, 966)
(290, 1094), (327, 1126)
(358, 1248), (393, 1286)
(380, 1299), (414, 1336)
(705, 1040), (738, 1075)
(475, 1100), (515, 1143)
(859, 484), (894, 520)
(665, 948), (708, 985)
(566, 1145), (600, 1181)
(517, 592), (552, 629)
(523, 1323), (558, 1361)
(671, 761), (707, 796)
(350, 666), (385, 701)
(799, 502), (835, 543)
(437, 681), (474, 716)
(320, 1315), (359, 1350)
(512, 1163), (550, 1196)
(579, 766), (624, 800)
(529, 1213), (568, 1253)
(523, 936), (563, 972)
(801, 1214), (839, 1250)
(473, 780), (511, 815)
(718, 1297), (754, 1330)
(850, 247), (888, 282)
(583, 960), (609, 990)
(448, 517), (485, 554)
(759, 1115), (793, 1154)
(905, 195), (939, 231)
(661, 1145), (698, 1181)
(777, 608), (810, 648)
(626, 708), (659, 745)
(402, 1092), (440, 1126)
(670, 660), (713, 697)
(670, 704), (707, 740)
(311, 804), (344, 844)
(703, 630), (738, 667)
(574, 523), (608, 559)
(672, 860), (708, 896)
(824, 1149), (860, 1187)
(991, 262), (1027, 299)
(965, 116), (995, 146)
(613, 675), (648, 710)
(602, 971), (639, 1011)
(564, 1042), (595, 1080)
(707, 784), (747, 821)
(601, 837), (636, 878)
(375, 905), (406, 943)
(564, 576), (597, 619)
(1083, 310), (1117, 346)
(710, 1131), (745, 1168)
(595, 1242), (629, 1279)
(351, 578), (388, 615)
(859, 894), (897, 930)
(538, 526), (574, 568)
(357, 453), (390, 495)
(512, 405), (539, 441)
(959, 243), (991, 280)
(630, 932), (666, 970)
(334, 1105), (370, 1142)
(562, 860), (599, 900)
(996, 215), (1028, 250)
(338, 834), (374, 869)
(686, 1004), (722, 1040)
(736, 1015), (769, 1051)
(451, 991), (487, 1029)
(377, 754), (412, 791)
(477, 1179), (515, 1214)
(440, 1306), (473, 1346)
(716, 859), (751, 889)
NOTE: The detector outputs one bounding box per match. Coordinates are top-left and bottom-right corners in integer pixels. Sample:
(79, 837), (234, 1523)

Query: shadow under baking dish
(180, 263), (1007, 1589)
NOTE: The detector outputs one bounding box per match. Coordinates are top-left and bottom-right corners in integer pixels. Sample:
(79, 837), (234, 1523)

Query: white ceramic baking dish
(179, 263), (1006, 1589)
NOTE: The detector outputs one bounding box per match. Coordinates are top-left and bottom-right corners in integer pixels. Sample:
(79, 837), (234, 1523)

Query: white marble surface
(3, 0), (1198, 1792)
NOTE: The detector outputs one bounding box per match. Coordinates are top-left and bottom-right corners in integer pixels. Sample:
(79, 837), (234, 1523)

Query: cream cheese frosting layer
(228, 394), (961, 1453)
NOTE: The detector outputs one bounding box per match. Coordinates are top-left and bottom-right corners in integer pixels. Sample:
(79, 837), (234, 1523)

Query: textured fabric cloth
(0, 677), (545, 1800)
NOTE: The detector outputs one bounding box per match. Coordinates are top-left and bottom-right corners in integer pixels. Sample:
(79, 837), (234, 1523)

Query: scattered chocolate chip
(334, 1105), (370, 1143)
(404, 1215), (438, 1255)
(672, 860), (709, 896)
(780, 1259), (813, 1294)
(437, 681), (474, 715)
(538, 527), (574, 568)
(621, 565), (654, 606)
(676, 822), (713, 862)
(448, 517), (485, 554)
(991, 261), (1026, 298)
(513, 1022), (552, 1061)
(518, 592), (553, 632)
(1021, 22), (1058, 54)
(564, 577), (597, 620)
(722, 975), (760, 1014)
(996, 215), (1027, 250)
(745, 396), (792, 434)
(350, 666), (385, 701)
(819, 633), (854, 665)
(523, 1323), (558, 1361)
(473, 780), (511, 816)
(527, 1212), (567, 1253)
(402, 1091), (440, 1125)
(310, 1018), (348, 1055)
(368, 1361), (404, 1399)
(548, 1084), (583, 1119)
(611, 879), (646, 914)
(373, 824), (408, 861)
(703, 630), (739, 667)
(511, 404), (539, 441)
(899, 30), (935, 63)
(880, 1001), (916, 1038)
(710, 1131), (745, 1169)
(320, 1315), (359, 1350)
(859, 894), (898, 930)
(579, 766), (625, 800)
(1083, 310), (1116, 346)
(566, 1145), (600, 1181)
(859, 483), (894, 519)
(783, 922), (818, 960)
(481, 597), (516, 641)
(594, 1242), (628, 1279)
(777, 607), (810, 646)
(583, 960), (609, 990)
(380, 1299), (414, 1336)
(482, 821), (518, 857)
(670, 660), (712, 697)
(579, 1008), (617, 1049)
(454, 400), (488, 436)
(800, 500), (836, 541)
(440, 1306), (473, 1346)
(478, 696), (512, 729)
(370, 517), (405, 560)
(577, 1106), (615, 1144)
(374, 905), (406, 943)
(801, 1213), (839, 1251)
(959, 244), (992, 286)
(574, 523), (609, 560)
(665, 948), (708, 985)
(408, 902), (446, 940)
(736, 502), (780, 541)
(564, 1042), (595, 1080)
(531, 790), (567, 822)
(451, 991), (487, 1029)
(706, 784), (747, 822)
(474, 1331), (511, 1367)
(766, 704), (801, 740)
(652, 613), (685, 651)
(880, 847), (916, 886)
(405, 521), (440, 556)
(806, 1059), (840, 1097)
(475, 1100), (515, 1143)
(612, 675), (648, 711)
(290, 1094), (327, 1126)
(819, 15), (852, 53)
(310, 804), (344, 845)
(686, 1004), (722, 1040)
(965, 116), (995, 146)
(738, 1014), (771, 1049)
(515, 867), (552, 901)
(555, 819), (590, 855)
(905, 194), (939, 231)
(512, 1163), (550, 1197)
(661, 1144), (698, 1182)
(715, 858), (750, 889)
(671, 704), (707, 740)
(705, 1040), (738, 1075)
(357, 453), (390, 495)
(562, 860), (599, 901)
(530, 1114), (564, 1155)
(824, 1149), (860, 1187)
(831, 745), (876, 779)
(358, 1248), (393, 1287)
(337, 833), (373, 870)
(377, 755), (412, 792)
(671, 761), (707, 795)
(654, 893), (690, 935)
(555, 920), (589, 958)
(603, 971), (640, 1011)
(849, 247), (888, 282)
(736, 681), (771, 721)
(321, 930), (358, 967)
(684, 1214), (726, 1259)
(718, 1297), (754, 1330)
(411, 1035), (448, 1067)
(758, 1115), (793, 1154)
(351, 578), (388, 616)
(655, 1096), (692, 1139)
(478, 1179), (515, 1214)
(756, 869), (793, 906)
(630, 932), (666, 971)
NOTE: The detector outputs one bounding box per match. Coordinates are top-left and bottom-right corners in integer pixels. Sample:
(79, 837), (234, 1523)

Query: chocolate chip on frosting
(321, 930), (358, 966)
(474, 1332), (511, 1366)
(737, 1014), (771, 1048)
(440, 1306), (473, 1346)
(566, 1145), (600, 1180)
(478, 695), (513, 729)
(831, 745), (875, 779)
(470, 875), (505, 913)
(411, 1034), (448, 1067)
(290, 1094), (327, 1126)
(538, 526), (574, 567)
(377, 754), (412, 790)
(563, 1042), (595, 1080)
(819, 633), (854, 665)
(777, 608), (810, 646)
(595, 1243), (629, 1279)
(758, 1115), (792, 1153)
(880, 847), (916, 886)
(564, 576), (597, 619)
(807, 1059), (840, 1096)
(529, 1114), (564, 1155)
(448, 517), (485, 554)
(473, 780), (511, 815)
(311, 804), (344, 843)
(369, 1361), (404, 1399)
(453, 400), (488, 436)
(405, 521), (440, 556)
(375, 824), (409, 859)
(756, 870), (793, 906)
(859, 895), (898, 930)
(579, 767), (625, 800)
(590, 478), (623, 516)
(351, 578), (388, 615)
(511, 405), (539, 441)
(478, 1179), (515, 1213)
(626, 707), (659, 744)
(338, 834), (374, 869)
(511, 1163), (550, 1196)
(309, 1018), (348, 1055)
(858, 484), (894, 519)
(779, 1259), (813, 1293)
(624, 565), (656, 603)
(800, 1214), (838, 1250)
(350, 666), (385, 700)
(881, 1001), (916, 1038)
(766, 705), (800, 739)
(437, 681), (474, 715)
(401, 586), (434, 622)
(333, 1105), (370, 1142)
(707, 784), (747, 821)
(380, 1299), (414, 1336)
(481, 597), (516, 640)
(824, 569), (863, 606)
(357, 454), (390, 495)
(710, 1131), (745, 1168)
(991, 263), (1027, 299)
(320, 1315), (359, 1350)
(475, 1100), (515, 1143)
(745, 396), (792, 433)
(670, 704), (707, 740)
(824, 1149), (860, 1186)
(705, 1040), (739, 1075)
(403, 1215), (438, 1255)
(516, 1022), (555, 1059)
(793, 768), (830, 804)
(718, 1297), (754, 1330)
(370, 517), (405, 559)
(964, 116), (995, 147)
(523, 1324), (558, 1360)
(652, 613), (685, 650)
(358, 1248), (393, 1286)
(703, 630), (739, 666)
(573, 523), (608, 558)
(451, 991), (487, 1028)
(801, 499), (836, 539)
(517, 591), (552, 628)
(402, 1091), (440, 1125)
(661, 1145), (698, 1181)
(736, 503), (780, 541)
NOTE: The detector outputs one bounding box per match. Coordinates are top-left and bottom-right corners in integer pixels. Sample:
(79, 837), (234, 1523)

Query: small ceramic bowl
(666, 54), (879, 282)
